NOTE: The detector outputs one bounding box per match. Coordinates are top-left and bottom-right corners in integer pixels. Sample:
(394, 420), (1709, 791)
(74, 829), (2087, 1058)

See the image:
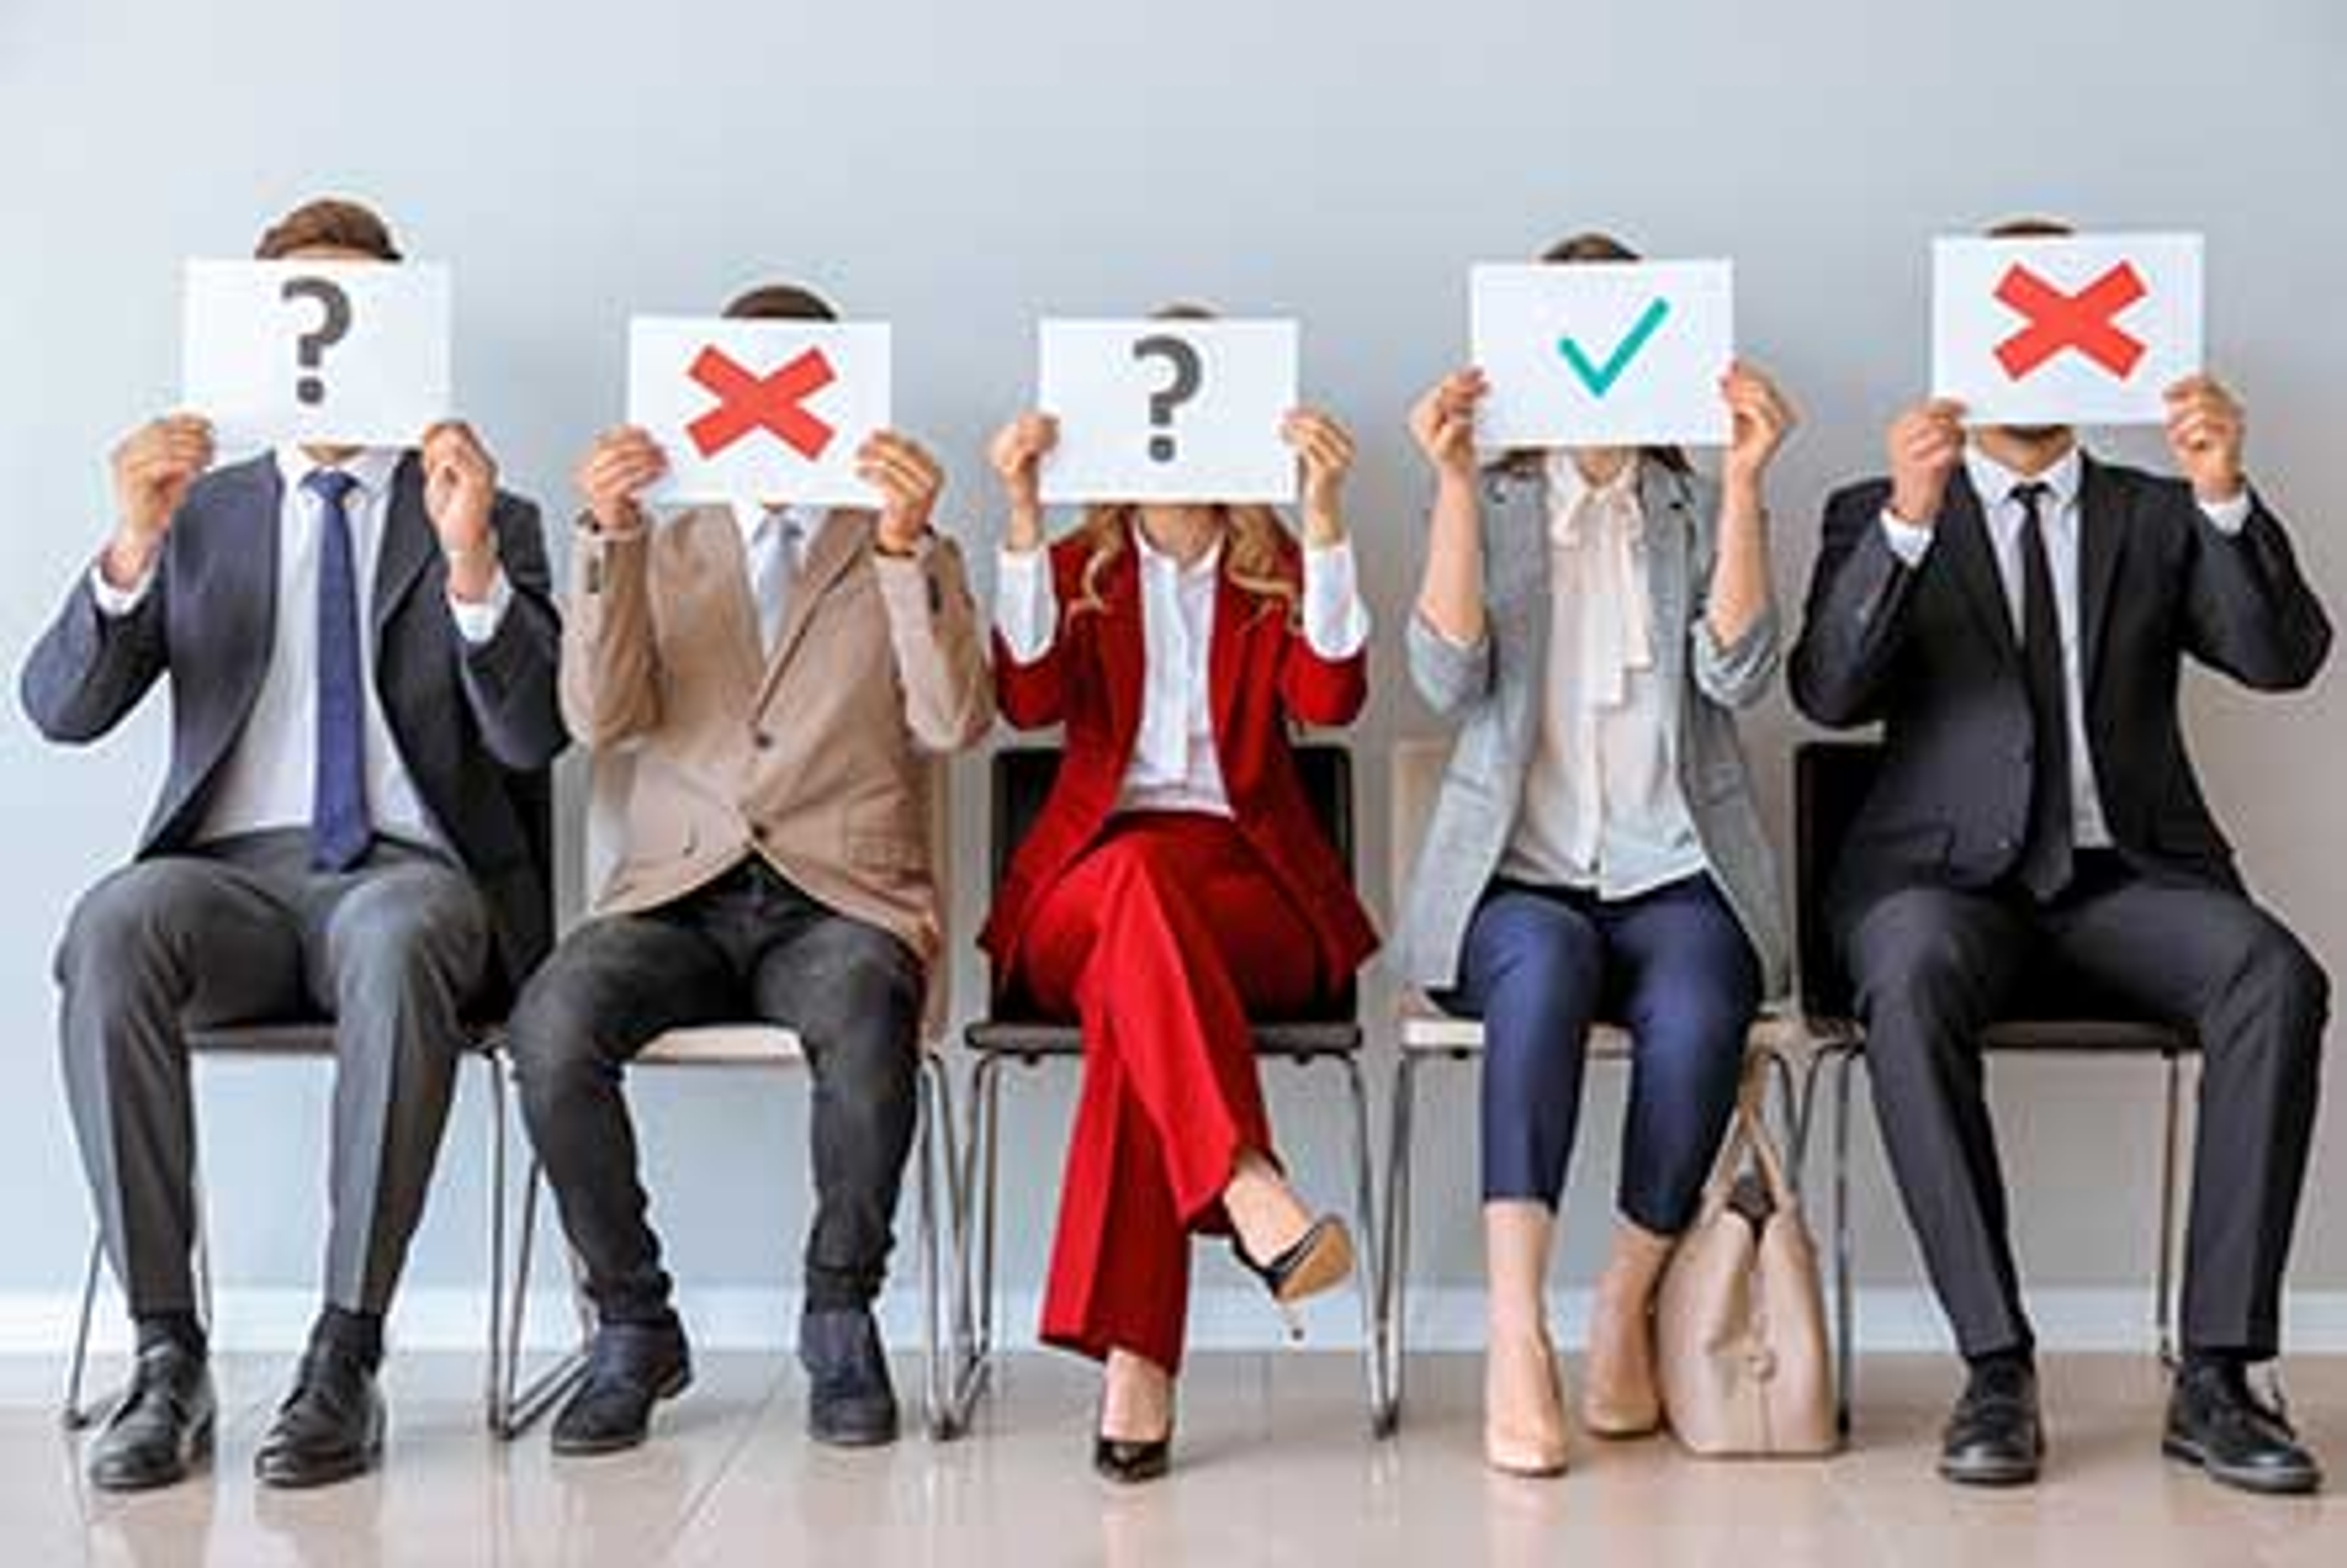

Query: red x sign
(686, 345), (838, 460)
(1993, 261), (2148, 381)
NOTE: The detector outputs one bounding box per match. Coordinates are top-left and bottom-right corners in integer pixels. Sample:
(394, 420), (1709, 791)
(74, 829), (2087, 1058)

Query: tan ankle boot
(1581, 1276), (1662, 1438)
(1485, 1330), (1570, 1476)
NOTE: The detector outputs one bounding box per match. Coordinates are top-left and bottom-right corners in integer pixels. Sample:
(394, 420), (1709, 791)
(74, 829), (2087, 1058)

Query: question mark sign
(279, 276), (353, 406)
(1131, 334), (1204, 463)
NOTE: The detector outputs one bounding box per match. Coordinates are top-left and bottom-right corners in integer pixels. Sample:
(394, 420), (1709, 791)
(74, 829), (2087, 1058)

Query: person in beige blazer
(505, 284), (991, 1457)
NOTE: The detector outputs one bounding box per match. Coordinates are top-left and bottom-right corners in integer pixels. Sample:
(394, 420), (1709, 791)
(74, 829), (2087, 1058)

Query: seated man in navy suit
(22, 197), (566, 1492)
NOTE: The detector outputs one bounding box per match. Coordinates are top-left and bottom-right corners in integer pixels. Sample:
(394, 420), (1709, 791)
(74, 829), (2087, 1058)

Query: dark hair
(255, 198), (401, 262)
(1985, 215), (2077, 240)
(1519, 230), (1691, 475)
(722, 283), (838, 321)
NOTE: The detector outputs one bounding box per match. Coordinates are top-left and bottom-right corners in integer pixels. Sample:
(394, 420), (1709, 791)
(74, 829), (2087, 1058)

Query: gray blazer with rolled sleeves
(1392, 458), (1792, 1001)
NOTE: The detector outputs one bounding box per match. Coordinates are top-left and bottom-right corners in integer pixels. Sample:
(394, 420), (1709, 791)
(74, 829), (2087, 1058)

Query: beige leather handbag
(1655, 1051), (1836, 1457)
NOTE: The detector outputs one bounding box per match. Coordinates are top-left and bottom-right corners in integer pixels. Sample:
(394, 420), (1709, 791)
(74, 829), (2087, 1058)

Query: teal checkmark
(1557, 298), (1671, 397)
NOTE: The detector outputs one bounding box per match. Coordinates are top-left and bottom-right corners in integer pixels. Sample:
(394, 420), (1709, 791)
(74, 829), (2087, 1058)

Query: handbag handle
(1694, 1046), (1799, 1219)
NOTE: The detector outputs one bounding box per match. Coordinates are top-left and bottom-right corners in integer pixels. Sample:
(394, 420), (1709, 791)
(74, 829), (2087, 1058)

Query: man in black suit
(21, 198), (565, 1492)
(1791, 233), (2331, 1496)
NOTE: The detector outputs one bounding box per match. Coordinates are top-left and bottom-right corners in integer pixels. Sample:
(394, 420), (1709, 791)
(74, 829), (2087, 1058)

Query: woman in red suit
(982, 375), (1379, 1484)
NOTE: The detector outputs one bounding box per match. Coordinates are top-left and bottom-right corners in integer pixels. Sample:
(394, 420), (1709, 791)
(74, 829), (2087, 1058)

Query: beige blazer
(562, 505), (993, 972)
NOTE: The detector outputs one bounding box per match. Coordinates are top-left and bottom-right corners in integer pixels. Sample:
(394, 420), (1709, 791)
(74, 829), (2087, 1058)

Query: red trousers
(1012, 811), (1325, 1374)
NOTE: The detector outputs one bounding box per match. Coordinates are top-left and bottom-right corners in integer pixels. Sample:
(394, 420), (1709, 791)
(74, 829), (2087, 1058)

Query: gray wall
(2, 0), (2341, 1335)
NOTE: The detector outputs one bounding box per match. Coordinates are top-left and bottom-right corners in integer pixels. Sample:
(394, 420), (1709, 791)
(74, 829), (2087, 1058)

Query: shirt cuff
(2197, 490), (2253, 536)
(89, 560), (156, 618)
(1878, 509), (1936, 568)
(448, 567), (514, 646)
(1301, 538), (1372, 659)
(994, 546), (1057, 664)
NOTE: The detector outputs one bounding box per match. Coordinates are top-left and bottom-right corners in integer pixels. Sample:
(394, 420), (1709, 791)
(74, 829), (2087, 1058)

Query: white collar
(1966, 444), (2082, 516)
(1544, 450), (1642, 513)
(1132, 521), (1222, 581)
(277, 445), (400, 499)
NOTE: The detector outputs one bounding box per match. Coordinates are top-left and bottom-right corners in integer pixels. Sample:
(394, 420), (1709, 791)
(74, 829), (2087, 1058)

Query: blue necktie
(307, 469), (372, 871)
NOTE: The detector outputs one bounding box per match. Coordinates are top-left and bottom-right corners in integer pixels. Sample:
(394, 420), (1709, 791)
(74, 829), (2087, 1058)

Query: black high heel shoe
(1093, 1424), (1174, 1485)
(1232, 1215), (1356, 1339)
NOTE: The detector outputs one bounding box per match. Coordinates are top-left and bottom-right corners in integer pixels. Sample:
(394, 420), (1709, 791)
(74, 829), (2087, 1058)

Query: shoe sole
(1273, 1223), (1356, 1307)
(1937, 1453), (2041, 1487)
(550, 1365), (694, 1458)
(2162, 1434), (2323, 1496)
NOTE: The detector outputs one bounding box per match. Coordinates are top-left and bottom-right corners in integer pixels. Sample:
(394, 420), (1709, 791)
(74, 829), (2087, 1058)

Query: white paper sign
(1471, 261), (1734, 449)
(1037, 319), (1298, 504)
(181, 260), (452, 448)
(1933, 233), (2203, 427)
(628, 317), (890, 507)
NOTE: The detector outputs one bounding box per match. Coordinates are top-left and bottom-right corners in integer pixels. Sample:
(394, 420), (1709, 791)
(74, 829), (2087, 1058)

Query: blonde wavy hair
(1068, 502), (1303, 625)
(1066, 300), (1304, 625)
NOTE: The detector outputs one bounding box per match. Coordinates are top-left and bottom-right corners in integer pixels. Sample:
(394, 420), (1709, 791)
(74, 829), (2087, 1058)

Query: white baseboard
(11, 1284), (2347, 1358)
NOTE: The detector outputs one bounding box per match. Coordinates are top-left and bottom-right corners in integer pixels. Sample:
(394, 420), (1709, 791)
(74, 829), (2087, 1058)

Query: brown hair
(255, 198), (400, 262)
(1518, 230), (1691, 477)
(1986, 215), (2076, 240)
(723, 283), (838, 321)
(1068, 302), (1302, 624)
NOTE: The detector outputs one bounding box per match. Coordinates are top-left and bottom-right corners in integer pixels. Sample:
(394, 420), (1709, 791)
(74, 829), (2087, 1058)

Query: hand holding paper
(2162, 374), (2247, 504)
(105, 416), (215, 584)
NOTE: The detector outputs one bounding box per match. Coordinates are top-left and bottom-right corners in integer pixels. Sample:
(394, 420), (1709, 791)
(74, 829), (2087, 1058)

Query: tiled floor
(5, 1351), (2343, 1566)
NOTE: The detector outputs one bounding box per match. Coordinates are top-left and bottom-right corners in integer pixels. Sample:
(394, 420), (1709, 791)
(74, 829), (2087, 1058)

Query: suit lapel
(373, 453), (436, 636)
(680, 508), (769, 699)
(216, 457), (284, 741)
(1208, 552), (1247, 746)
(1940, 474), (2019, 670)
(2074, 455), (2128, 702)
(758, 508), (873, 705)
(1095, 525), (1148, 761)
(1638, 462), (1692, 688)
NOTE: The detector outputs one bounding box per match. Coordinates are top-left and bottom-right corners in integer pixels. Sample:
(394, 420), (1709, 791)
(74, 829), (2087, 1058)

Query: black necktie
(2013, 481), (2073, 899)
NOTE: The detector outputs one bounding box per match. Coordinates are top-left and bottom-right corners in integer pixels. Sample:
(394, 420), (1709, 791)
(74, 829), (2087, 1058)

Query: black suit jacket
(1789, 457), (2330, 912)
(20, 452), (568, 987)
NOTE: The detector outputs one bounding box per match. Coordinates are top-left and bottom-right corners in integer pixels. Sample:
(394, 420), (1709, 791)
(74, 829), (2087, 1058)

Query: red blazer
(980, 522), (1381, 988)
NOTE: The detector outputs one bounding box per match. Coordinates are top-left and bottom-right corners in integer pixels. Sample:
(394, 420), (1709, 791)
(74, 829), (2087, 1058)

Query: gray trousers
(55, 831), (493, 1317)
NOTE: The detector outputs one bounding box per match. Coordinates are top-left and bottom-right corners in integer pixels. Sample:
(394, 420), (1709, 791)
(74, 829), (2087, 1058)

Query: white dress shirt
(1499, 455), (1706, 896)
(730, 501), (831, 654)
(91, 445), (512, 849)
(994, 527), (1371, 817)
(1877, 447), (2253, 849)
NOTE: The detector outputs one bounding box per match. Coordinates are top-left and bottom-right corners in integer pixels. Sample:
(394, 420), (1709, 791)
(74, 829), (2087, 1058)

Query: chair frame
(1791, 739), (2196, 1436)
(61, 1025), (514, 1434)
(946, 743), (1388, 1434)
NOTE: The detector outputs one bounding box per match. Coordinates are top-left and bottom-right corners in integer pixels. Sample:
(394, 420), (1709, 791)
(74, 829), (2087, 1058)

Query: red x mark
(686, 346), (838, 460)
(1993, 261), (2148, 381)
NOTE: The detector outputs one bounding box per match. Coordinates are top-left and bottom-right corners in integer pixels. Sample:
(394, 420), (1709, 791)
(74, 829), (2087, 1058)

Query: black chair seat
(967, 1018), (1364, 1059)
(1978, 1019), (2193, 1055)
(182, 1020), (504, 1057)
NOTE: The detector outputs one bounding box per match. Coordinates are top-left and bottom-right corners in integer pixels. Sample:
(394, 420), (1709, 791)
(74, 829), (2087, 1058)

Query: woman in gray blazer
(1396, 233), (1795, 1476)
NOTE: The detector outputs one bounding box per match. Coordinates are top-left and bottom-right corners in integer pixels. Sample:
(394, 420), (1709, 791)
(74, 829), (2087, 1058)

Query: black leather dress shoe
(87, 1340), (215, 1492)
(799, 1307), (898, 1448)
(2164, 1361), (2324, 1496)
(550, 1320), (693, 1457)
(1939, 1360), (2043, 1486)
(255, 1341), (384, 1489)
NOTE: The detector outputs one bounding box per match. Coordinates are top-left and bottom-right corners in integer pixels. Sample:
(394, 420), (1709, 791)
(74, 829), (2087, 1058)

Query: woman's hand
(1721, 361), (1797, 493)
(1283, 408), (1354, 546)
(1408, 368), (1486, 485)
(988, 412), (1057, 554)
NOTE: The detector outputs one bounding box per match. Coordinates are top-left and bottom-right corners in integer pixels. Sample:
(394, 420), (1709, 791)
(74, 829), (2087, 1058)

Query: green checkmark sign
(1558, 298), (1671, 397)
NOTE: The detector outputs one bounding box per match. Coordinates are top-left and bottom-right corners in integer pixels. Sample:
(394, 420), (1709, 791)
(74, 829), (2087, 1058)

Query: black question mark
(279, 276), (353, 406)
(1131, 334), (1204, 462)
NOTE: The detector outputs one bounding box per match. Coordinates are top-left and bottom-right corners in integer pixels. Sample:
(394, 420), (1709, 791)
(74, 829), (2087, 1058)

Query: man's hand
(859, 431), (945, 555)
(104, 415), (213, 587)
(2164, 374), (2248, 505)
(576, 426), (667, 536)
(421, 421), (500, 602)
(1886, 400), (1969, 527)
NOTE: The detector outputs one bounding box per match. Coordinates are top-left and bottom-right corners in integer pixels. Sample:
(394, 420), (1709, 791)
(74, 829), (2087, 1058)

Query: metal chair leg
(944, 1051), (1002, 1431)
(484, 1053), (509, 1433)
(494, 1154), (592, 1440)
(916, 1054), (970, 1441)
(1376, 1050), (1420, 1436)
(60, 1234), (106, 1432)
(1831, 1046), (1858, 1440)
(1332, 1054), (1387, 1434)
(2155, 1053), (2190, 1369)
